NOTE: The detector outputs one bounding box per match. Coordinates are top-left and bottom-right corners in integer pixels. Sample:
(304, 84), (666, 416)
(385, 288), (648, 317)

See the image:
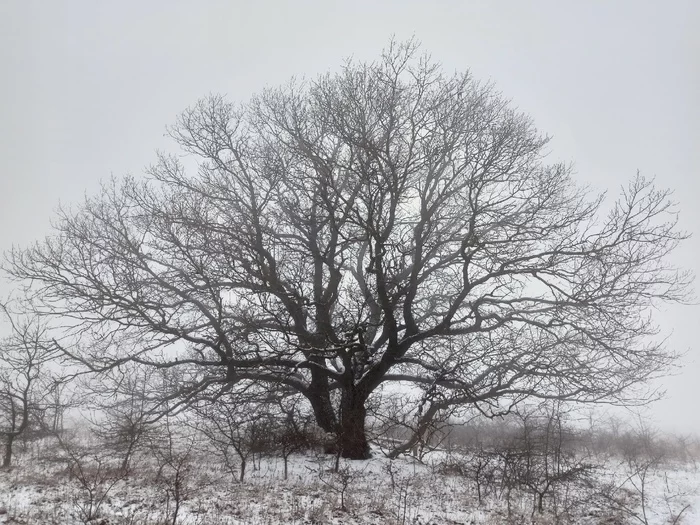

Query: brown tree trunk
(239, 457), (246, 483)
(308, 393), (337, 434)
(338, 390), (370, 459)
(121, 438), (136, 473)
(306, 369), (371, 460)
(306, 371), (338, 434)
(2, 435), (14, 468)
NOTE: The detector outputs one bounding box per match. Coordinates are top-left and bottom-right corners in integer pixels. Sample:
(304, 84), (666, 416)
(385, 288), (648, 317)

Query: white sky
(1, 0), (698, 433)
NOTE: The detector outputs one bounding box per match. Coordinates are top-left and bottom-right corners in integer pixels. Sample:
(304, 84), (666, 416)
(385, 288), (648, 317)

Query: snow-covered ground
(0, 441), (698, 524)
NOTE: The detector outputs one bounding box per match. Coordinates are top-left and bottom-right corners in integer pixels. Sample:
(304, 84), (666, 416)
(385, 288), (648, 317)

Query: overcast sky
(1, 0), (698, 433)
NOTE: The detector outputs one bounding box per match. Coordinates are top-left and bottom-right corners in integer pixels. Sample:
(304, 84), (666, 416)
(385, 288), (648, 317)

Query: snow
(0, 441), (698, 524)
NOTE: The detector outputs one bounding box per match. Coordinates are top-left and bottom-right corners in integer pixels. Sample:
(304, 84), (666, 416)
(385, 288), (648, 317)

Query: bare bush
(193, 390), (274, 483)
(270, 397), (318, 479)
(88, 365), (158, 475)
(596, 419), (695, 525)
(148, 417), (200, 525)
(57, 430), (126, 524)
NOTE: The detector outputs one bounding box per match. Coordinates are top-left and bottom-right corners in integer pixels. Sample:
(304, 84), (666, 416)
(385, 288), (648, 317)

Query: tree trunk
(306, 371), (371, 460)
(2, 435), (14, 468)
(338, 390), (370, 459)
(239, 457), (246, 483)
(306, 371), (337, 434)
(121, 438), (136, 474)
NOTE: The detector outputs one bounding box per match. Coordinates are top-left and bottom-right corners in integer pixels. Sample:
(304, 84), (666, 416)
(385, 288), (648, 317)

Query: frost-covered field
(1, 438), (698, 525)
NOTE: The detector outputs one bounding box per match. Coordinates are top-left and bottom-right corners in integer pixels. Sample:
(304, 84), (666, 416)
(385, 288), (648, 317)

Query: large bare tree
(5, 41), (691, 458)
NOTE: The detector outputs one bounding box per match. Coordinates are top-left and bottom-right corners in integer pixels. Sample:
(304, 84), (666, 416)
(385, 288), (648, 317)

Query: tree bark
(121, 438), (136, 473)
(306, 369), (372, 459)
(2, 435), (14, 468)
(306, 370), (338, 434)
(238, 456), (246, 483)
(338, 389), (370, 459)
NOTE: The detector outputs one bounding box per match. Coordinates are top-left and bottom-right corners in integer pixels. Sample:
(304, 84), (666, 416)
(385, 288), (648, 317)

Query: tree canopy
(5, 40), (691, 459)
